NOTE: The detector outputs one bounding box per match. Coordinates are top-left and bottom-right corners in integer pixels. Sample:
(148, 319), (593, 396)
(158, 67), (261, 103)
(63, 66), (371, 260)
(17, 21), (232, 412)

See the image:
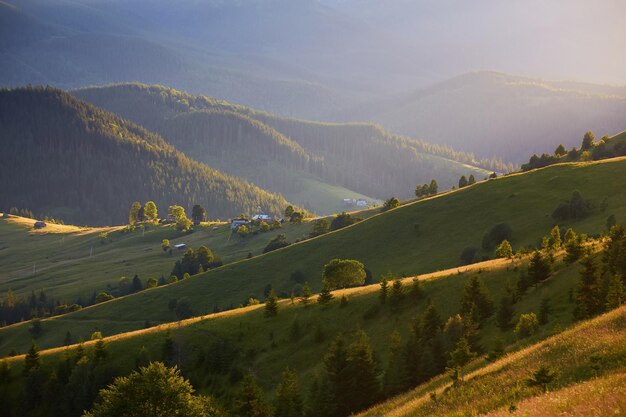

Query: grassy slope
(486, 373), (626, 417)
(1, 157), (626, 354)
(2, 251), (606, 400)
(358, 305), (626, 417)
(0, 216), (314, 302)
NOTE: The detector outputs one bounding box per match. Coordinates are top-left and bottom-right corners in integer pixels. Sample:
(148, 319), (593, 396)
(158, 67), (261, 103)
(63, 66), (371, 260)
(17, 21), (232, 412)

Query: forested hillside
(0, 87), (294, 225)
(75, 84), (493, 207)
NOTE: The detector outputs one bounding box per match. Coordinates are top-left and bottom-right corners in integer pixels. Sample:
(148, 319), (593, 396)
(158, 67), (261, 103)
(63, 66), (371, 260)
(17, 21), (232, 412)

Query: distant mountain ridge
(348, 71), (626, 163)
(0, 87), (295, 225)
(75, 83), (494, 210)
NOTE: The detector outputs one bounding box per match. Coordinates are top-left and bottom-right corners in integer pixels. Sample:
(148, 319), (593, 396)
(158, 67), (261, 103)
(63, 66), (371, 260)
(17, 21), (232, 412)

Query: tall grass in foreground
(359, 306), (626, 417)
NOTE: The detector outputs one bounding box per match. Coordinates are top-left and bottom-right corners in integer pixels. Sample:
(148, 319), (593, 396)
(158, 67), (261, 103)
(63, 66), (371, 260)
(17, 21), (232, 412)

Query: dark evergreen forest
(0, 87), (293, 225)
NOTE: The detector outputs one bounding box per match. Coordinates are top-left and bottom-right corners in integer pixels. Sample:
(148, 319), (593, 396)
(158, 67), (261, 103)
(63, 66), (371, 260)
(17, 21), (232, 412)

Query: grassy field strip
(359, 305), (626, 417)
(3, 255), (522, 362)
(485, 372), (626, 417)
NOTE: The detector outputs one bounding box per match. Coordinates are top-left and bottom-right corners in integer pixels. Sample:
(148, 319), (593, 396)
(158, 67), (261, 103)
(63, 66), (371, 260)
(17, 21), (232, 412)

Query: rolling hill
(1, 245), (624, 416)
(74, 83), (494, 212)
(348, 71), (626, 163)
(2, 155), (626, 356)
(358, 305), (626, 417)
(0, 87), (295, 225)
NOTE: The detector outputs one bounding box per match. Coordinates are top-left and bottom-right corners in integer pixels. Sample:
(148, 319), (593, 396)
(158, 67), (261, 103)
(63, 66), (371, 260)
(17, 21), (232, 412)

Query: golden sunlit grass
(358, 306), (626, 417)
(486, 372), (626, 417)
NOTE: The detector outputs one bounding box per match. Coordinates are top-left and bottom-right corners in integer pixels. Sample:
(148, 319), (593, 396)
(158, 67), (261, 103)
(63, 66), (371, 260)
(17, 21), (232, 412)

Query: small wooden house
(34, 221), (47, 229)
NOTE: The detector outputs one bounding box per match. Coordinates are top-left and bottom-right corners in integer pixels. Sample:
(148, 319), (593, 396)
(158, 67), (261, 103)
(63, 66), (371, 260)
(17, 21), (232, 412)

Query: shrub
(514, 313), (539, 339)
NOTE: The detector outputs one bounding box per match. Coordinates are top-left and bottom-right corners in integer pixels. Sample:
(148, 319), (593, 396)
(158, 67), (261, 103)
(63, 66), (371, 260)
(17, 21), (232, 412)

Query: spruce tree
(305, 372), (334, 417)
(460, 276), (495, 321)
(299, 283), (312, 305)
(605, 274), (624, 310)
(264, 290), (279, 317)
(24, 341), (41, 373)
(468, 174), (476, 185)
(390, 279), (404, 303)
(346, 330), (380, 412)
(495, 240), (513, 259)
(447, 338), (476, 382)
(274, 368), (303, 417)
(528, 251), (551, 287)
(428, 179), (438, 195)
(317, 285), (334, 306)
(496, 296), (515, 331)
(383, 331), (405, 396)
(323, 336), (350, 417)
(235, 373), (272, 417)
(527, 366), (557, 393)
(93, 338), (108, 363)
(379, 277), (389, 304)
(574, 256), (604, 320)
(162, 331), (175, 365)
(410, 277), (425, 300)
(548, 225), (561, 251)
(538, 297), (551, 325)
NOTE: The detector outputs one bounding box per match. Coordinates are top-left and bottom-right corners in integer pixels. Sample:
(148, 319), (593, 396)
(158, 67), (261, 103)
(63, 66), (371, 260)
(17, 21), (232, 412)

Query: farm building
(34, 221), (47, 229)
(231, 219), (249, 230)
(252, 214), (273, 222)
(174, 243), (187, 250)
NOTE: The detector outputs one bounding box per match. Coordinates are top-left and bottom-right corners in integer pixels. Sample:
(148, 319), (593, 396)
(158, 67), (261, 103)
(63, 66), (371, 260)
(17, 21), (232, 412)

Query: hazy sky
(324, 0), (626, 85)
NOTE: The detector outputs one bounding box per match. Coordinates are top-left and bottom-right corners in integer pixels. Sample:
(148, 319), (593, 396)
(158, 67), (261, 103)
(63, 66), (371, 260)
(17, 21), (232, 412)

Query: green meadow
(1, 157), (626, 355)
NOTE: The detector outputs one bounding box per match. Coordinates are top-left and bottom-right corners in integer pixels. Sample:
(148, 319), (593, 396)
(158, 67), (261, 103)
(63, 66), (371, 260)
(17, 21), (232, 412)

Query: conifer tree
(274, 368), (303, 417)
(379, 277), (389, 304)
(605, 274), (624, 309)
(306, 372), (334, 417)
(299, 283), (312, 305)
(346, 330), (380, 412)
(264, 290), (279, 317)
(93, 337), (108, 363)
(496, 295), (515, 331)
(162, 331), (175, 366)
(428, 179), (438, 195)
(538, 297), (552, 325)
(317, 285), (333, 306)
(574, 256), (604, 320)
(235, 373), (272, 417)
(563, 228), (585, 263)
(383, 331), (405, 396)
(495, 240), (513, 259)
(390, 279), (404, 303)
(528, 251), (551, 287)
(527, 366), (557, 393)
(24, 341), (41, 374)
(323, 336), (350, 416)
(460, 276), (495, 321)
(410, 277), (425, 300)
(458, 175), (468, 188)
(468, 174), (476, 185)
(447, 338), (476, 382)
(547, 225), (561, 251)
(339, 295), (349, 308)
